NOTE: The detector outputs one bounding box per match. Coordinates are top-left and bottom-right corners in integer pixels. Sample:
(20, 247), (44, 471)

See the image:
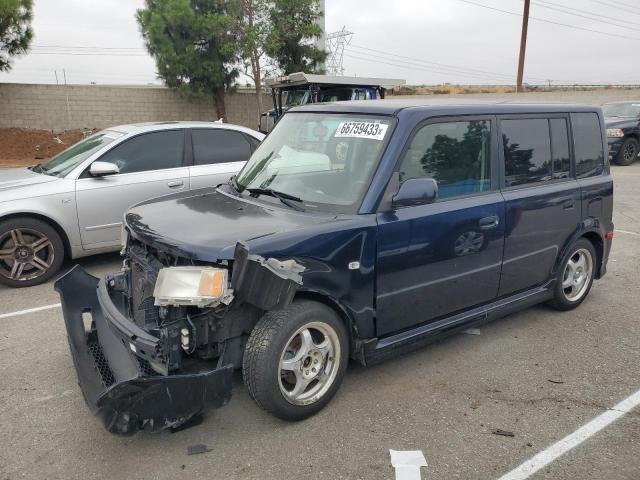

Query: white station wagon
(0, 121), (264, 287)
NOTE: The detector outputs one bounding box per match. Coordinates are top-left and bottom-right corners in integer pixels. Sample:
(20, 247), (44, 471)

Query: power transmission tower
(516, 0), (530, 92)
(326, 27), (353, 76)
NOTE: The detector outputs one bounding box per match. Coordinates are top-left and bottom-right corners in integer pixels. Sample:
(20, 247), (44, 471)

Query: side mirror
(392, 178), (438, 207)
(89, 161), (119, 177)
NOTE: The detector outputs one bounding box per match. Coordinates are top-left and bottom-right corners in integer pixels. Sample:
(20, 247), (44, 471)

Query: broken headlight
(153, 266), (232, 308)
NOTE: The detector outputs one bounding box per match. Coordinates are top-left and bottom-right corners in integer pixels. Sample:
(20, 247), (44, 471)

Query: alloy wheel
(278, 322), (341, 406)
(561, 248), (593, 302)
(623, 142), (637, 163)
(0, 228), (55, 282)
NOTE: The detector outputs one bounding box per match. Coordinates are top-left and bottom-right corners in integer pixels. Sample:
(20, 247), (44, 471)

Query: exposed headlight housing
(607, 128), (625, 138)
(153, 267), (232, 308)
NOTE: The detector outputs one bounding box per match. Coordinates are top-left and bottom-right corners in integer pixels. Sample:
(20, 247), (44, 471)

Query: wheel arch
(580, 230), (604, 279)
(0, 212), (72, 259)
(293, 290), (360, 359)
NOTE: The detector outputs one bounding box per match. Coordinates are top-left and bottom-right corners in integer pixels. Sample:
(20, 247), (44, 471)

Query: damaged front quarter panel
(231, 242), (305, 311)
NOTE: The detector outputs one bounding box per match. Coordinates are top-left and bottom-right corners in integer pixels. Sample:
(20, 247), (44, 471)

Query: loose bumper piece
(54, 266), (233, 435)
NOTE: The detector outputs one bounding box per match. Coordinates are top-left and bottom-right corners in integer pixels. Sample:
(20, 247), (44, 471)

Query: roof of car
(290, 98), (602, 116)
(602, 100), (640, 105)
(106, 121), (264, 139)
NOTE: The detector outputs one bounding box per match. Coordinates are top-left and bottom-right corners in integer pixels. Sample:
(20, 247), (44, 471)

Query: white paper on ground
(390, 450), (428, 480)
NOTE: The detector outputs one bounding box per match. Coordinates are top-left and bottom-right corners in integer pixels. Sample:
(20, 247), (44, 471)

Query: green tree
(237, 0), (271, 114)
(136, 0), (240, 120)
(266, 0), (326, 74)
(0, 0), (33, 72)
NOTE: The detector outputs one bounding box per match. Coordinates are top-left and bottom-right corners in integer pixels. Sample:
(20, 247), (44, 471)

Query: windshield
(38, 130), (122, 177)
(284, 89), (309, 107)
(603, 103), (640, 118)
(236, 113), (393, 213)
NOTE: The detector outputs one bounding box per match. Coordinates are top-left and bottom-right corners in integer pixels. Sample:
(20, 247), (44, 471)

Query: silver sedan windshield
(40, 130), (123, 177)
(236, 113), (393, 212)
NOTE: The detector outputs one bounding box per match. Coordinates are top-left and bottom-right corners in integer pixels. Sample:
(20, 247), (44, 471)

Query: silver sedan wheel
(0, 228), (55, 282)
(562, 248), (593, 302)
(278, 321), (341, 406)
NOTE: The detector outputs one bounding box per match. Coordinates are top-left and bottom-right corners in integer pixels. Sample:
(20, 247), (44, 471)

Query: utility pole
(516, 0), (530, 93)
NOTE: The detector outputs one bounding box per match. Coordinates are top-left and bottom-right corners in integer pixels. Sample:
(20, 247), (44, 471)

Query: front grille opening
(88, 342), (115, 387)
(137, 357), (159, 377)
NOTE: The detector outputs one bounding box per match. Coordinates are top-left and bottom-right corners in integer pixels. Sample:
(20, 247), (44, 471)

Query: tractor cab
(259, 72), (405, 133)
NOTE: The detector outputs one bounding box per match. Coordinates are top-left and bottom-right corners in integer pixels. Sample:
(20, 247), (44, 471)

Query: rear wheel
(615, 137), (639, 166)
(242, 300), (349, 421)
(0, 218), (65, 287)
(548, 238), (596, 311)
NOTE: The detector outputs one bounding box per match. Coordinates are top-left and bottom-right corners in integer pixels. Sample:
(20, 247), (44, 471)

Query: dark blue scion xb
(56, 100), (614, 434)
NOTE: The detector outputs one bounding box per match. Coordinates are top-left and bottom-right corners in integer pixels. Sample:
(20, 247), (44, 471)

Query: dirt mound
(0, 128), (89, 167)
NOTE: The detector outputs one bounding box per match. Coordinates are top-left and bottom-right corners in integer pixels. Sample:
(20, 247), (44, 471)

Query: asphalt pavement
(1, 165), (638, 480)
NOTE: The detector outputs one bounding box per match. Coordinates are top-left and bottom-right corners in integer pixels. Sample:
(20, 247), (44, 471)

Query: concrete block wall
(2, 82), (640, 132)
(0, 83), (271, 131)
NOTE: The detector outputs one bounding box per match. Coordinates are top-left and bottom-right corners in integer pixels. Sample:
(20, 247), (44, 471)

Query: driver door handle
(479, 215), (500, 229)
(167, 180), (184, 188)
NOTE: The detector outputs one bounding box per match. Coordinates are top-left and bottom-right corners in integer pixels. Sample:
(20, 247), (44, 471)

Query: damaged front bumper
(54, 266), (233, 435)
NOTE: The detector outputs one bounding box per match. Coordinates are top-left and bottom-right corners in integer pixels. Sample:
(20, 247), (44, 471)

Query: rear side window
(398, 120), (491, 199)
(98, 130), (184, 174)
(501, 117), (572, 186)
(550, 118), (571, 179)
(502, 119), (551, 186)
(572, 113), (605, 178)
(192, 129), (252, 165)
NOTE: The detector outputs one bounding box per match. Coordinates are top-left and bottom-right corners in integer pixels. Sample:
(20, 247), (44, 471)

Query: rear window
(501, 117), (573, 187)
(571, 113), (605, 179)
(502, 119), (552, 187)
(192, 129), (252, 165)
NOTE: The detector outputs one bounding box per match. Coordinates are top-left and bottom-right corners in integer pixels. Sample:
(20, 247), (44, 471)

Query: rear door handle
(563, 200), (574, 210)
(479, 215), (500, 229)
(167, 180), (184, 188)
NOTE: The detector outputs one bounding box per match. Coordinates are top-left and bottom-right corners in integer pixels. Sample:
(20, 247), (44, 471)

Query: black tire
(547, 238), (596, 311)
(0, 217), (65, 288)
(615, 137), (639, 166)
(242, 300), (349, 421)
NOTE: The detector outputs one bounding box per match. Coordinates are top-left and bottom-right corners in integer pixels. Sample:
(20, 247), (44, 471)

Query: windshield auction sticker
(334, 122), (389, 141)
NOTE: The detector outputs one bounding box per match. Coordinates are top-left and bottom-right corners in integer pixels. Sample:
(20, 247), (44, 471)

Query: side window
(502, 119), (551, 187)
(550, 118), (570, 179)
(98, 130), (184, 174)
(572, 113), (605, 178)
(398, 120), (491, 199)
(192, 129), (252, 166)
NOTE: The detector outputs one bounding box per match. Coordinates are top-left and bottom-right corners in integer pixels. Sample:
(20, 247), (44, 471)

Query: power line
(349, 44), (520, 81)
(455, 0), (640, 40)
(587, 0), (640, 16)
(32, 44), (147, 51)
(344, 52), (517, 83)
(531, 0), (640, 32)
(27, 52), (149, 57)
(534, 0), (640, 28)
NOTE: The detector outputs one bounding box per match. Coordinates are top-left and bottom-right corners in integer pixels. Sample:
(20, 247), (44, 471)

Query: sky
(1, 0), (639, 86)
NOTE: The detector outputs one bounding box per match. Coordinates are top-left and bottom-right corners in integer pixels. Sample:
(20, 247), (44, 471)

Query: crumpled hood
(0, 168), (58, 192)
(604, 117), (637, 129)
(125, 187), (335, 261)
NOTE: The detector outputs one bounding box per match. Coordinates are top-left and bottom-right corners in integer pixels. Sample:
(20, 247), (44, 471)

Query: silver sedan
(0, 121), (264, 287)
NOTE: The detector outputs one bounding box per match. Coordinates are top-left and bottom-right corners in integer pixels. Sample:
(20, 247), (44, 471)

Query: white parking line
(0, 303), (61, 320)
(497, 388), (640, 480)
(615, 229), (640, 237)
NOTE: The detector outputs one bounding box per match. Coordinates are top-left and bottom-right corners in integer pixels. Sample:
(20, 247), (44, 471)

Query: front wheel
(0, 218), (65, 287)
(548, 238), (596, 311)
(615, 137), (639, 166)
(243, 300), (349, 421)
